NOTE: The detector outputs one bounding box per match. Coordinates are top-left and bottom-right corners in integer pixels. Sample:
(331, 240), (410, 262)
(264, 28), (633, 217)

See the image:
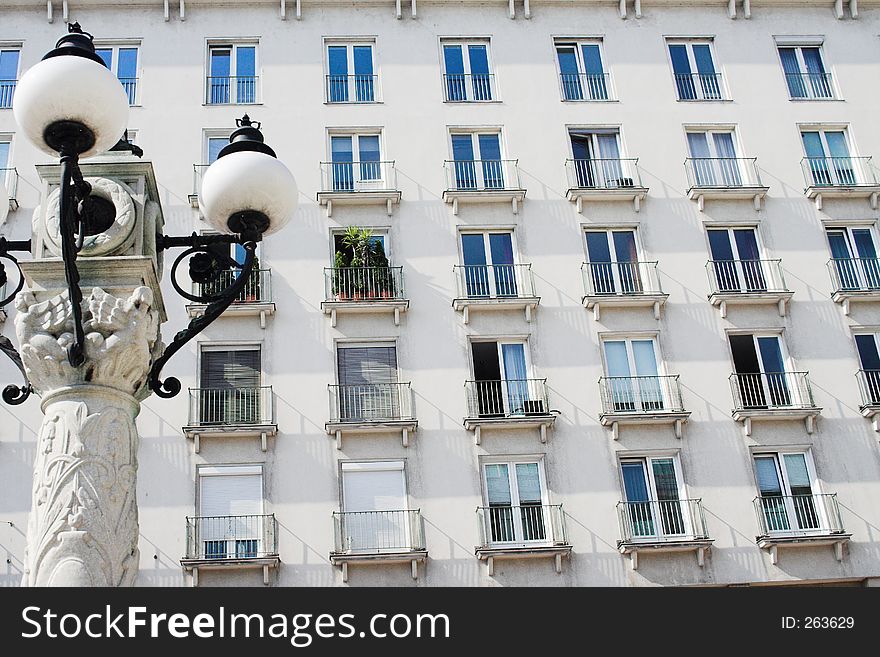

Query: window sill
(788, 97), (843, 102)
(560, 98), (618, 103)
(443, 99), (502, 104)
(324, 100), (384, 105)
(675, 98), (732, 103)
(202, 102), (264, 107)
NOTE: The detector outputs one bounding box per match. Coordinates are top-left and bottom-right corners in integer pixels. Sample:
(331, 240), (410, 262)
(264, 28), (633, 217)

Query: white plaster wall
(1, 1), (880, 587)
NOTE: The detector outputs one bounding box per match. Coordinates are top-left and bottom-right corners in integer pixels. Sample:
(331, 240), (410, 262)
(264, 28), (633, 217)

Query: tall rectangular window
(0, 48), (20, 109)
(778, 43), (833, 99)
(568, 128), (630, 189)
(326, 41), (377, 103)
(706, 227), (767, 293)
(340, 461), (411, 551)
(207, 43), (257, 104)
(686, 129), (742, 186)
(482, 460), (549, 544)
(584, 229), (642, 295)
(449, 130), (504, 190)
(441, 39), (494, 102)
(197, 465), (264, 559)
(470, 340), (537, 417)
(753, 451), (822, 534)
(336, 343), (400, 421)
(620, 456), (687, 538)
(328, 131), (384, 191)
(554, 39), (608, 101)
(198, 346), (262, 424)
(667, 39), (722, 101)
(602, 337), (665, 412)
(825, 225), (880, 291)
(801, 127), (857, 186)
(460, 231), (516, 297)
(729, 333), (795, 409)
(95, 44), (139, 104)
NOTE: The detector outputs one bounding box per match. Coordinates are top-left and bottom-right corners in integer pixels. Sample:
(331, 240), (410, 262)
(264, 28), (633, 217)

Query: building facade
(2, 0), (880, 586)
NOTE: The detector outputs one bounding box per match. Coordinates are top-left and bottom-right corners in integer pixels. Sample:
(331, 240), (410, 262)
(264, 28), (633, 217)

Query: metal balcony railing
(464, 378), (550, 419)
(617, 499), (709, 544)
(188, 386), (274, 426)
(729, 372), (815, 411)
(192, 268), (272, 304)
(443, 72), (495, 102)
(856, 369), (880, 408)
(324, 266), (405, 301)
(119, 77), (138, 105)
(444, 159), (521, 192)
(185, 514), (277, 560)
(559, 72), (611, 101)
(328, 382), (414, 423)
(333, 509), (424, 554)
(477, 504), (567, 547)
(706, 259), (788, 295)
(754, 493), (845, 537)
(0, 79), (16, 108)
(319, 160), (397, 193)
(599, 375), (685, 415)
(827, 257), (880, 293)
(565, 158), (642, 190)
(685, 157), (763, 188)
(674, 72), (723, 101)
(205, 75), (259, 104)
(801, 156), (878, 188)
(1, 168), (18, 205)
(785, 72), (834, 99)
(325, 74), (379, 103)
(453, 263), (535, 299)
(582, 261), (663, 297)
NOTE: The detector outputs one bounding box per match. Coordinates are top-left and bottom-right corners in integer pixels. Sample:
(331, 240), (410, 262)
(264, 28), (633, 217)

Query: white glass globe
(13, 55), (129, 158)
(0, 178), (8, 225)
(200, 151), (298, 236)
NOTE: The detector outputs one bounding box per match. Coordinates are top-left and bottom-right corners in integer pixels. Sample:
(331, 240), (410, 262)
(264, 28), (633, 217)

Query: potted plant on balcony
(331, 250), (350, 300)
(342, 226), (375, 300)
(371, 240), (396, 299)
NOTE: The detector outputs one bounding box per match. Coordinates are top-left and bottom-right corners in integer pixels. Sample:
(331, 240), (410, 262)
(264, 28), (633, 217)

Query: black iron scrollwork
(0, 237), (32, 405)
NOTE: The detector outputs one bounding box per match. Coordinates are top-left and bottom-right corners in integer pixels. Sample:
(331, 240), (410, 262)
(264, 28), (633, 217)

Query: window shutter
(337, 346), (398, 386)
(201, 349), (260, 389)
(342, 464), (406, 512)
(200, 474), (262, 517)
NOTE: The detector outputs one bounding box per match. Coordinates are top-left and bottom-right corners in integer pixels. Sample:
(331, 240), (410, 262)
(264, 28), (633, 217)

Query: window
(449, 131), (504, 190)
(801, 127), (858, 186)
(340, 461), (411, 551)
(198, 346), (262, 424)
(855, 332), (880, 405)
(460, 231), (516, 297)
(584, 229), (643, 294)
(667, 39), (722, 100)
(729, 333), (794, 408)
(328, 131), (383, 191)
(441, 39), (494, 102)
(206, 133), (231, 164)
(336, 343), (400, 421)
(198, 465), (264, 559)
(95, 44), (139, 104)
(620, 456), (688, 538)
(686, 129), (741, 186)
(0, 47), (20, 109)
(554, 39), (609, 101)
(470, 340), (538, 416)
(753, 451), (823, 533)
(482, 460), (549, 544)
(0, 135), (12, 195)
(0, 135), (10, 169)
(326, 40), (377, 102)
(825, 225), (880, 290)
(707, 227), (766, 292)
(602, 337), (666, 412)
(207, 43), (257, 104)
(778, 43), (833, 99)
(568, 128), (630, 188)
(333, 230), (388, 263)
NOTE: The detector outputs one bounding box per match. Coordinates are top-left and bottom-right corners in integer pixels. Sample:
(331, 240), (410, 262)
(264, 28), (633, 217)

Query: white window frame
(0, 133), (13, 187)
(197, 342), (263, 388)
(480, 457), (550, 547)
(334, 339), (399, 387)
(326, 128), (386, 190)
(92, 40), (141, 105)
(330, 226), (391, 263)
(439, 37), (496, 102)
(469, 337), (534, 416)
(195, 464), (266, 557)
(751, 448), (828, 534)
(775, 39), (836, 100)
(205, 40), (260, 105)
(618, 452), (692, 539)
(203, 128), (234, 165)
(552, 37), (610, 101)
(566, 126), (624, 159)
(665, 38), (724, 101)
(323, 37), (380, 103)
(704, 224), (766, 271)
(583, 226), (645, 262)
(0, 43), (22, 109)
(600, 333), (669, 411)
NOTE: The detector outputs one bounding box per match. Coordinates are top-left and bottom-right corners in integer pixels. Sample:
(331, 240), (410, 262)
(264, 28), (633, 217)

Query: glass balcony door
(826, 227), (880, 291)
(341, 462), (409, 553)
(754, 453), (823, 534)
(729, 334), (792, 409)
(199, 470), (263, 559)
(443, 42), (492, 101)
(336, 345), (399, 422)
(707, 228), (767, 293)
(208, 44), (256, 104)
(855, 333), (880, 405)
(802, 130), (856, 186)
(668, 41), (720, 100)
(483, 462), (548, 545)
(556, 42), (607, 100)
(327, 43), (374, 102)
(569, 130), (624, 188)
(603, 338), (664, 412)
(96, 46), (138, 104)
(461, 232), (516, 298)
(779, 46), (832, 99)
(199, 348), (261, 424)
(621, 458), (688, 539)
(330, 134), (382, 191)
(451, 133), (504, 190)
(687, 131), (742, 186)
(585, 229), (643, 295)
(471, 341), (531, 417)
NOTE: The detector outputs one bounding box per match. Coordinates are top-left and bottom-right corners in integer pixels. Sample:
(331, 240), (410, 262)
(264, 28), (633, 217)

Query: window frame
(439, 37), (497, 102)
(93, 40), (141, 105)
(0, 44), (22, 110)
(775, 38), (837, 101)
(338, 459), (409, 513)
(323, 37), (380, 103)
(205, 39), (260, 105)
(665, 37), (725, 101)
(479, 456), (551, 547)
(196, 341), (264, 389)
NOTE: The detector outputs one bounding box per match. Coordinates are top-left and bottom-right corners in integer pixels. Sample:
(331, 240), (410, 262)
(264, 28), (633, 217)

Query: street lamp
(1, 23), (297, 586)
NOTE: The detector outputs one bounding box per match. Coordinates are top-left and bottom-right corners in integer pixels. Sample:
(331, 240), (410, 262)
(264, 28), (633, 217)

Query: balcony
(581, 261), (668, 320)
(616, 499), (712, 570)
(119, 77), (138, 105)
(316, 161), (401, 217)
(188, 164), (209, 208)
(565, 158), (648, 212)
(729, 372), (821, 436)
(326, 382), (417, 448)
(827, 257), (880, 314)
(330, 510), (426, 582)
(684, 157), (769, 211)
(205, 75), (259, 105)
(475, 504), (571, 575)
(1, 167), (19, 212)
(452, 264), (539, 324)
(754, 493), (850, 564)
(785, 72), (835, 100)
(598, 375), (690, 439)
(186, 268), (274, 328)
(181, 514), (279, 586)
(855, 369), (880, 430)
(674, 72), (724, 101)
(442, 159), (526, 215)
(442, 73), (496, 102)
(0, 79), (16, 109)
(183, 386), (276, 452)
(463, 378), (555, 444)
(325, 73), (380, 103)
(559, 72), (612, 101)
(322, 266), (408, 327)
(705, 259), (792, 317)
(801, 156), (880, 210)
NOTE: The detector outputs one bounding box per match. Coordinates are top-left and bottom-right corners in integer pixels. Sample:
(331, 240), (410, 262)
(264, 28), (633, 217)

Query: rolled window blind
(201, 349), (261, 389)
(337, 346), (398, 386)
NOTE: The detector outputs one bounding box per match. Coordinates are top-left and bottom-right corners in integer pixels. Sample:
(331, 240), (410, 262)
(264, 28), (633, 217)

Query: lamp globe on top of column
(199, 115), (298, 238)
(12, 23), (129, 158)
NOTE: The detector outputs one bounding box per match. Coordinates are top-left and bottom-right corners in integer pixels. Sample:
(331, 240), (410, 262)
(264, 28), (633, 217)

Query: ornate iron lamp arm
(0, 237), (33, 404)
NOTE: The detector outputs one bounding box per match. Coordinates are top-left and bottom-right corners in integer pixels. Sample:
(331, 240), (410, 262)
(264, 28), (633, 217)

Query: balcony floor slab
(600, 411), (690, 440)
(708, 291), (792, 318)
(475, 544), (572, 575)
(321, 299), (409, 327)
(330, 550), (428, 581)
(756, 533), (852, 565)
(582, 293), (668, 320)
(182, 424), (278, 453)
(617, 539), (713, 569)
(326, 419), (418, 449)
(316, 189), (402, 217)
(688, 185), (769, 211)
(452, 296), (540, 324)
(464, 414), (556, 445)
(566, 186), (649, 213)
(732, 408), (822, 436)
